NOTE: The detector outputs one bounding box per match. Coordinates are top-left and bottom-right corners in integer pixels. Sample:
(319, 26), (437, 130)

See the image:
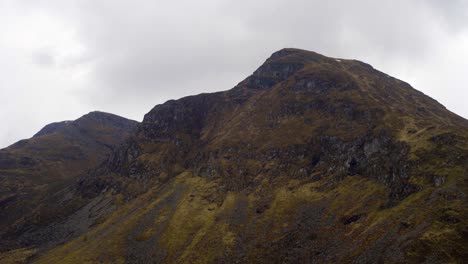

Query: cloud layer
(1, 0), (467, 147)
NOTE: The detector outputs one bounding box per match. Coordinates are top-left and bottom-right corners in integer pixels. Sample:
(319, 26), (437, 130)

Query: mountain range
(0, 48), (467, 263)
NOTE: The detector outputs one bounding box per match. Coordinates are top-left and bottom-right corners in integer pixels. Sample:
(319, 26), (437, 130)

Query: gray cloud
(31, 50), (55, 67)
(1, 0), (467, 147)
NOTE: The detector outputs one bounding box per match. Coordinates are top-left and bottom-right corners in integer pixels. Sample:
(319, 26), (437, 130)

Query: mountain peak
(243, 48), (349, 90)
(78, 110), (136, 123)
(33, 111), (138, 138)
(242, 48), (313, 90)
(269, 48), (324, 61)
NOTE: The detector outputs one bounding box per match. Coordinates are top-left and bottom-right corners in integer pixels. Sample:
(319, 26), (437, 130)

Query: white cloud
(0, 0), (467, 147)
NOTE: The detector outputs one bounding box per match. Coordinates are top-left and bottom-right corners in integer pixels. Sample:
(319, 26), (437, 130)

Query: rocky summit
(0, 48), (467, 263)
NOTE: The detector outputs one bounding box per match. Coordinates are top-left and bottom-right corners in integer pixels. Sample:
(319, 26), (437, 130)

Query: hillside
(1, 49), (467, 263)
(0, 111), (138, 254)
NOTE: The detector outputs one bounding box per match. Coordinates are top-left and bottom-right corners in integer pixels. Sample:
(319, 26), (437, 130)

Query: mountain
(1, 48), (467, 263)
(0, 111), (138, 254)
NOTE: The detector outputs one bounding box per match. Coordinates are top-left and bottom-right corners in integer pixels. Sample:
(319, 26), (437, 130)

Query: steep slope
(3, 49), (468, 263)
(0, 111), (138, 254)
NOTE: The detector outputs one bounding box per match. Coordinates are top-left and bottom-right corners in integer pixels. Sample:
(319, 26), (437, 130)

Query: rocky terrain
(0, 48), (467, 263)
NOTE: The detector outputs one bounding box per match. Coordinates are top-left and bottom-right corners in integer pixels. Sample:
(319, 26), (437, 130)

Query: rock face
(1, 48), (468, 264)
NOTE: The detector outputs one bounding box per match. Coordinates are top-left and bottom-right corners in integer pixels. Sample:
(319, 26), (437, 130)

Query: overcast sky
(1, 0), (467, 148)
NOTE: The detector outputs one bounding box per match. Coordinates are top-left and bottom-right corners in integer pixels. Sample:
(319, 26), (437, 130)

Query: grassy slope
(34, 163), (467, 263)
